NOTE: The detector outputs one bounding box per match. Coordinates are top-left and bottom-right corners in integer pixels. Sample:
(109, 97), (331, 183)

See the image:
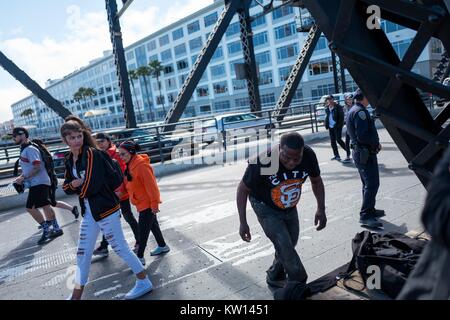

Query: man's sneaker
(37, 231), (51, 245)
(139, 257), (146, 266)
(359, 217), (383, 229)
(150, 246), (170, 256)
(342, 157), (352, 163)
(48, 229), (64, 239)
(93, 246), (109, 258)
(124, 277), (153, 300)
(266, 272), (287, 288)
(71, 206), (80, 220)
(331, 156), (341, 161)
(373, 209), (385, 218)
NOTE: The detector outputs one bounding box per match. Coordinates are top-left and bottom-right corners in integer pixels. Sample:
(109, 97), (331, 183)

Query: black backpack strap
(13, 158), (20, 177)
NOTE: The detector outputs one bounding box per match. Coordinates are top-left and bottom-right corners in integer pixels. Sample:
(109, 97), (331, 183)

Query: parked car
(108, 127), (199, 162)
(200, 113), (275, 144)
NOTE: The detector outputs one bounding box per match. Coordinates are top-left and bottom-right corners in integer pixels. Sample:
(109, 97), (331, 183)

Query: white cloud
(0, 0), (213, 121)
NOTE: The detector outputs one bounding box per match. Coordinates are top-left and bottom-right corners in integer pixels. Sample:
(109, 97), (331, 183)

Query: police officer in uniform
(346, 89), (385, 228)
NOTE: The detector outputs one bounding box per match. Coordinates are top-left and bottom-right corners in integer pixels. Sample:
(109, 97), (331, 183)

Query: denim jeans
(75, 210), (144, 286)
(249, 196), (308, 283)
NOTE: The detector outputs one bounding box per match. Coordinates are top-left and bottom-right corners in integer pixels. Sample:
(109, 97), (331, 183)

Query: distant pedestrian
(12, 127), (64, 245)
(324, 95), (349, 162)
(343, 93), (354, 163)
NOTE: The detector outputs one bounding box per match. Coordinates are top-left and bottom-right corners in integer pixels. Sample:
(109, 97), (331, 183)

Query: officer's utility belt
(351, 143), (377, 154)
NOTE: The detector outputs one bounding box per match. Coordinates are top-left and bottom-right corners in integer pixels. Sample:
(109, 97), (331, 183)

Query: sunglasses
(96, 139), (106, 143)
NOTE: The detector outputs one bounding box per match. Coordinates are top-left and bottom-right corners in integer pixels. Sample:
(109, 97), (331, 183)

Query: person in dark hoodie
(92, 132), (140, 257)
(324, 95), (349, 162)
(397, 146), (450, 299)
(118, 140), (170, 266)
(61, 119), (152, 300)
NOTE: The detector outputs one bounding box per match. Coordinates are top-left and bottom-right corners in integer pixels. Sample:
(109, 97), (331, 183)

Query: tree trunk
(131, 80), (143, 124)
(157, 74), (166, 117)
(142, 76), (154, 122)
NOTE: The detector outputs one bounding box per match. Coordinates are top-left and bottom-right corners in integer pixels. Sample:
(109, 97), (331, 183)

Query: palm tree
(20, 108), (34, 126)
(128, 69), (143, 123)
(83, 87), (99, 128)
(136, 66), (155, 122)
(149, 60), (166, 117)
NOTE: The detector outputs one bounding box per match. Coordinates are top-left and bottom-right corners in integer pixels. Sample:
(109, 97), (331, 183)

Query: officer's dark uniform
(346, 102), (380, 219)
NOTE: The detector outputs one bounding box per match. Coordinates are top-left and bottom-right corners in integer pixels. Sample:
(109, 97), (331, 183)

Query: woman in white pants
(61, 118), (152, 300)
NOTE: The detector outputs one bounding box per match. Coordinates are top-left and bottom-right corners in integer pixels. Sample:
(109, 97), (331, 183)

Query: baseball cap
(12, 127), (29, 138)
(344, 93), (354, 100)
(353, 89), (365, 101)
(325, 94), (335, 101)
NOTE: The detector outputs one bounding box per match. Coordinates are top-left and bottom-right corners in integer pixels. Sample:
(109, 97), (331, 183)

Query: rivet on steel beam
(329, 43), (338, 52)
(395, 73), (403, 80)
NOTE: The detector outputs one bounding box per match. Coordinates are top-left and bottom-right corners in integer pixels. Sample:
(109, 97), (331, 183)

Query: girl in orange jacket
(119, 140), (169, 265)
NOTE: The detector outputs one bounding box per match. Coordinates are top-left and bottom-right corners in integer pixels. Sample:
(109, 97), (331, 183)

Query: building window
(210, 64), (226, 79)
(235, 97), (249, 108)
(259, 70), (273, 86)
(311, 83), (335, 99)
(392, 39), (413, 59)
(274, 22), (297, 40)
(260, 93), (275, 106)
(253, 31), (268, 47)
(165, 77), (177, 90)
(107, 95), (114, 103)
(200, 105), (211, 113)
(430, 39), (443, 54)
(279, 65), (293, 83)
(160, 49), (172, 62)
(126, 51), (135, 60)
(147, 40), (156, 51)
(189, 37), (203, 51)
(215, 101), (230, 111)
(227, 41), (242, 55)
(232, 78), (247, 91)
(156, 96), (165, 105)
(180, 74), (188, 85)
(309, 57), (333, 76)
(167, 92), (176, 103)
(213, 81), (228, 94)
(272, 5), (294, 20)
(172, 27), (184, 41)
(381, 20), (406, 33)
(149, 54), (158, 62)
(255, 51), (271, 66)
(211, 46), (224, 60)
(174, 43), (187, 57)
(177, 59), (189, 71)
(164, 64), (174, 75)
(204, 12), (218, 27)
(197, 85), (209, 97)
(251, 15), (266, 28)
(276, 43), (299, 61)
(314, 36), (328, 52)
(226, 21), (240, 38)
(187, 20), (200, 34)
(159, 34), (170, 47)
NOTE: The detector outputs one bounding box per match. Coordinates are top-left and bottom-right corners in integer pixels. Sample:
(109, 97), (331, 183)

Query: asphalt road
(0, 129), (426, 300)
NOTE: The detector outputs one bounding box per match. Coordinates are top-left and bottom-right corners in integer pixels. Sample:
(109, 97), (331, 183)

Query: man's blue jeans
(249, 196), (308, 283)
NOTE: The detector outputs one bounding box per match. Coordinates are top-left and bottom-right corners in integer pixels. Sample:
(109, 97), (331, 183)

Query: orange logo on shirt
(271, 179), (303, 209)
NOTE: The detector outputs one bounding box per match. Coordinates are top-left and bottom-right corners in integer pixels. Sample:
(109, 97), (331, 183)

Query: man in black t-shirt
(236, 132), (327, 289)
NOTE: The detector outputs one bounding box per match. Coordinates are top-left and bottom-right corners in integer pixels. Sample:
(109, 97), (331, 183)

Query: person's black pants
(136, 208), (167, 258)
(345, 132), (351, 158)
(329, 127), (347, 158)
(100, 199), (139, 249)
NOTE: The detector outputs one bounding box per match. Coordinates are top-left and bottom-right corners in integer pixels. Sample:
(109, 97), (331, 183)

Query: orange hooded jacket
(125, 154), (161, 212)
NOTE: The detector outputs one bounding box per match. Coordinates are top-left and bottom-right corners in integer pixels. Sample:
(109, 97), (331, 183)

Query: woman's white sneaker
(124, 277), (153, 300)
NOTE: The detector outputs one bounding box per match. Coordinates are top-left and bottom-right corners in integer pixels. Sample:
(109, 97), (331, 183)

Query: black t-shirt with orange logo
(243, 145), (320, 212)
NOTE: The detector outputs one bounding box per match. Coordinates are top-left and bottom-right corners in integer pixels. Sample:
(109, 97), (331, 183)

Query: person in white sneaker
(61, 117), (152, 300)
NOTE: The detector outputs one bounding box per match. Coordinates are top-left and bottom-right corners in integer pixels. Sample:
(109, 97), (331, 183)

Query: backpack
(341, 231), (428, 299)
(31, 139), (58, 189)
(98, 150), (124, 191)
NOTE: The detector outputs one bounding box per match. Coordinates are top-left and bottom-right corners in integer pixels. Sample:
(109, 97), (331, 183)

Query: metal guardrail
(0, 101), (325, 179)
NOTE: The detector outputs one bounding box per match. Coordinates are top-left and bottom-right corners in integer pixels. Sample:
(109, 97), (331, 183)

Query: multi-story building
(11, 0), (444, 137)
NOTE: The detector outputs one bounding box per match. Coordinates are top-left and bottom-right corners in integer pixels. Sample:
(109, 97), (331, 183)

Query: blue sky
(0, 0), (213, 121)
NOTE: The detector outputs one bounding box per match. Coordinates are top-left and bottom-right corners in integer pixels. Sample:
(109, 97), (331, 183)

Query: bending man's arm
(236, 180), (252, 242)
(310, 175), (327, 231)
